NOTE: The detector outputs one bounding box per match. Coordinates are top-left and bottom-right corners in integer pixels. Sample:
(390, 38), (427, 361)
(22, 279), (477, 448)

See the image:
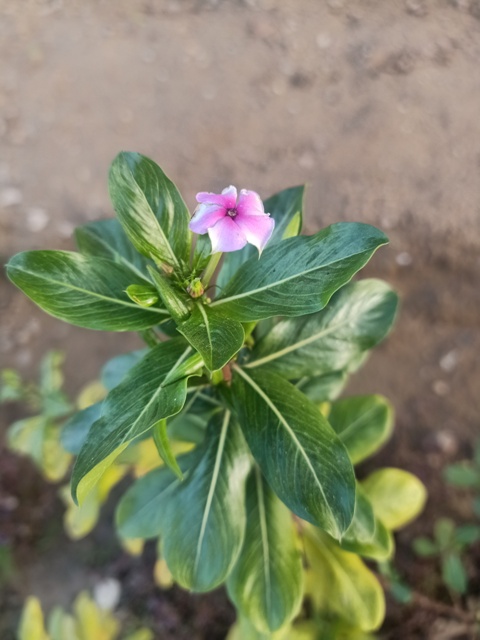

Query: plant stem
(202, 252), (222, 288)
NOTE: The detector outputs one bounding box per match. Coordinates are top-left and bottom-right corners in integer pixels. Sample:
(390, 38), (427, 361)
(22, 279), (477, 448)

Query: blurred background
(1, 1), (479, 638)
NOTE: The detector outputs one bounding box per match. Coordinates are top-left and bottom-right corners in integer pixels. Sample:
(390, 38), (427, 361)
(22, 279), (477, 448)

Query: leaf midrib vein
(210, 243), (374, 308)
(194, 409), (230, 575)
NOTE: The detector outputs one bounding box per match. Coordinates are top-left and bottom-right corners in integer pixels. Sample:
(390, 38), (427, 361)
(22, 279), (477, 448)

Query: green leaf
(116, 454), (195, 540)
(296, 370), (348, 403)
(211, 224), (388, 322)
(328, 395), (394, 465)
(101, 349), (148, 391)
(108, 151), (191, 269)
(231, 367), (355, 539)
(74, 217), (152, 279)
(118, 411), (251, 592)
(304, 527), (385, 631)
(152, 419), (183, 479)
(0, 368), (24, 402)
(455, 524), (480, 546)
(6, 251), (168, 331)
(217, 185), (305, 291)
(442, 552), (467, 594)
(227, 468), (303, 633)
(126, 284), (159, 307)
(361, 468), (427, 531)
(444, 463), (480, 488)
(39, 351), (72, 419)
(412, 537), (439, 557)
(72, 339), (203, 504)
(147, 266), (191, 321)
(61, 402), (103, 455)
(340, 488), (394, 561)
(246, 279), (397, 378)
(178, 304), (245, 371)
(192, 234), (212, 274)
(434, 518), (456, 549)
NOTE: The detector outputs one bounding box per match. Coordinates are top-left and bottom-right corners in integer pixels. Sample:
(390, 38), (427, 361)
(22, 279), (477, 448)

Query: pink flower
(189, 186), (275, 254)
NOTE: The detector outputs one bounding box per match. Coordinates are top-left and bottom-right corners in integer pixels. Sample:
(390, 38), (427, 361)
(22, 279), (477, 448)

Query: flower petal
(236, 189), (265, 217)
(208, 217), (248, 253)
(196, 185), (237, 210)
(234, 213), (275, 254)
(189, 203), (226, 234)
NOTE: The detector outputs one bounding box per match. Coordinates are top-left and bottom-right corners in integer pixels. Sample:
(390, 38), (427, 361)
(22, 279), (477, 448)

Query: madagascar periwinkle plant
(6, 152), (427, 638)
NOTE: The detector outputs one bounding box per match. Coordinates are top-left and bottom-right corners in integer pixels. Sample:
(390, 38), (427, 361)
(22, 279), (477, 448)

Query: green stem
(202, 252), (222, 288)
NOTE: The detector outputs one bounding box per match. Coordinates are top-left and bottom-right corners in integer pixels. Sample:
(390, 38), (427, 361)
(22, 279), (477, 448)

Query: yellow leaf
(17, 597), (50, 640)
(121, 537), (144, 557)
(76, 381), (107, 410)
(42, 424), (72, 482)
(361, 468), (427, 530)
(73, 591), (120, 640)
(76, 444), (129, 505)
(62, 464), (127, 539)
(304, 527), (385, 631)
(154, 558), (174, 589)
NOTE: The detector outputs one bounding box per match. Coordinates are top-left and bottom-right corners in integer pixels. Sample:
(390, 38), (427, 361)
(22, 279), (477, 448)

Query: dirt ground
(1, 1), (480, 638)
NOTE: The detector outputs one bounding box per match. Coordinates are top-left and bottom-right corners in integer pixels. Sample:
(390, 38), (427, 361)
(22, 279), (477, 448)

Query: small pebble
(396, 251), (413, 266)
(432, 380), (450, 396)
(93, 578), (121, 611)
(439, 349), (458, 373)
(26, 207), (49, 233)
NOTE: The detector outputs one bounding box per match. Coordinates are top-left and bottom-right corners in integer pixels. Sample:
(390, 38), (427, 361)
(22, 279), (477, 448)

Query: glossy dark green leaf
(328, 395), (394, 465)
(109, 152), (191, 269)
(117, 411), (251, 592)
(101, 349), (148, 391)
(227, 468), (303, 633)
(72, 339), (203, 503)
(231, 367), (355, 539)
(211, 224), (388, 322)
(147, 266), (191, 321)
(6, 251), (168, 331)
(246, 279), (397, 378)
(74, 218), (152, 279)
(61, 402), (103, 455)
(178, 304), (245, 371)
(217, 186), (304, 291)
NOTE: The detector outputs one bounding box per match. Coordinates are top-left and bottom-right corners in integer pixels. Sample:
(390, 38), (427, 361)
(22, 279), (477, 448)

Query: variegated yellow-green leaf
(227, 468), (303, 633)
(304, 527), (385, 631)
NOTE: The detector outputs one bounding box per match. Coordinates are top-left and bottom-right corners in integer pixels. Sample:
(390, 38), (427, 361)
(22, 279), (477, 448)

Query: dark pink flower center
(226, 208), (238, 218)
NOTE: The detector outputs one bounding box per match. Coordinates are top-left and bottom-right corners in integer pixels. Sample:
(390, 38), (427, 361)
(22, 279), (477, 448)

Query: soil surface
(1, 1), (480, 638)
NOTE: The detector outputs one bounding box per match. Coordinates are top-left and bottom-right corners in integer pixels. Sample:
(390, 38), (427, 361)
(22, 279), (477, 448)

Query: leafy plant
(6, 151), (427, 636)
(1, 352), (73, 482)
(17, 591), (152, 640)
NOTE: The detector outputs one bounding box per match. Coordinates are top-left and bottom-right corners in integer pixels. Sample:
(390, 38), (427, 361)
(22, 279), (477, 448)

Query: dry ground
(1, 1), (480, 638)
